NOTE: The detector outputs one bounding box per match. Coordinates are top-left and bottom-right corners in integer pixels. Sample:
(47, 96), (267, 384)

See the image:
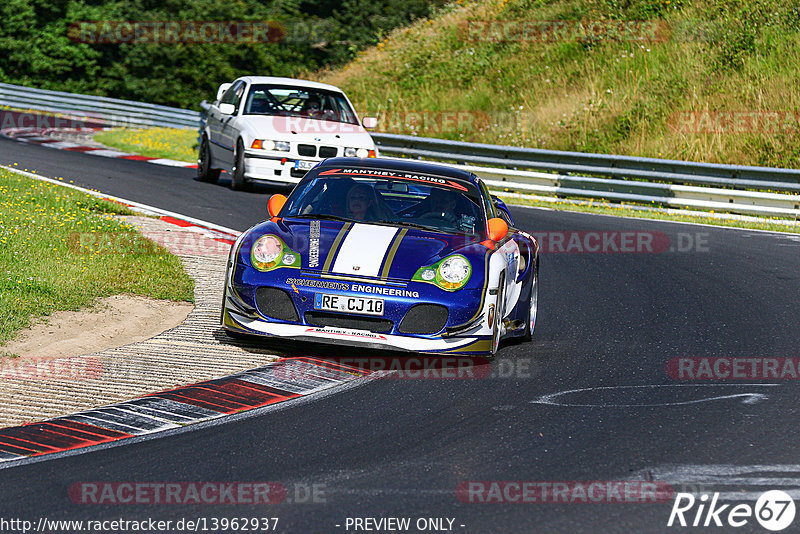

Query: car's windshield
(243, 84), (359, 125)
(282, 171), (486, 235)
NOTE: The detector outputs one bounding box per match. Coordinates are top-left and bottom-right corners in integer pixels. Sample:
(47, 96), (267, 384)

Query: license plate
(314, 293), (384, 316)
(294, 160), (315, 170)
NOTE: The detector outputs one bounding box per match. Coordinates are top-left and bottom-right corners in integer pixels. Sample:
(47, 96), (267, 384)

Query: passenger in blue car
(344, 183), (395, 221)
(345, 183), (376, 220)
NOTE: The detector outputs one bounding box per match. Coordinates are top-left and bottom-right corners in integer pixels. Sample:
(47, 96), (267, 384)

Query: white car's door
(206, 103), (223, 163)
(214, 80), (246, 167)
(207, 96), (230, 164)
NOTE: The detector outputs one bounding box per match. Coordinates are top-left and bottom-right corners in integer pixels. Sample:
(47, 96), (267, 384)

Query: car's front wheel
(523, 261), (538, 342)
(231, 140), (248, 191)
(197, 135), (221, 183)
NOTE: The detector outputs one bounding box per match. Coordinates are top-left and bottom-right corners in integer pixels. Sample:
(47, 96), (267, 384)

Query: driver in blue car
(418, 187), (458, 225)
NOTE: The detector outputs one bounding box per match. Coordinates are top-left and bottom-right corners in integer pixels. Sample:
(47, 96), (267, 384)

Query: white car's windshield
(243, 84), (359, 125)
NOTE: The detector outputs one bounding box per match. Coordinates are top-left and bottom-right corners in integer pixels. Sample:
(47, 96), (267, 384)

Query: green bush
(0, 0), (446, 109)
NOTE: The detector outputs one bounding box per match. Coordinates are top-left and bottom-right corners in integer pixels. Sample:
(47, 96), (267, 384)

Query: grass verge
(0, 168), (194, 346)
(94, 127), (198, 162)
(317, 0), (800, 169)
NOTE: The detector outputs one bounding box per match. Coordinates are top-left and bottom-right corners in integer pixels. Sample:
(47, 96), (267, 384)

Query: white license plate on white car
(314, 293), (384, 316)
(294, 160), (315, 170)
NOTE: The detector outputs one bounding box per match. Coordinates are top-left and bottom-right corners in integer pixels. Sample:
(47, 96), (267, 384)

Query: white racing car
(199, 76), (378, 190)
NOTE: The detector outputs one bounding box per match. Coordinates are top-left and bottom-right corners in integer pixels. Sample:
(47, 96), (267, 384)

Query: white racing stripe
(331, 223), (398, 277)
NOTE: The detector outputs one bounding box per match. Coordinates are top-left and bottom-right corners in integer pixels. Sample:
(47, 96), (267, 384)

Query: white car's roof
(236, 76), (344, 93)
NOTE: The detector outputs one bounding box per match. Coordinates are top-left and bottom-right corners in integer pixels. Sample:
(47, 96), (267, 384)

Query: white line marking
(648, 465), (800, 476)
(86, 149), (134, 157)
(662, 477), (800, 486)
(146, 158), (195, 167)
(630, 464), (800, 500)
(40, 141), (82, 149)
(529, 384), (779, 407)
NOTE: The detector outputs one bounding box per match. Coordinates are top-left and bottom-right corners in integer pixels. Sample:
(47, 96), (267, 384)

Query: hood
(241, 116), (375, 148)
(249, 219), (485, 281)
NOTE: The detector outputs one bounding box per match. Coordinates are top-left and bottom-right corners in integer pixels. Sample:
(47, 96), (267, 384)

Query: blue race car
(222, 157), (538, 356)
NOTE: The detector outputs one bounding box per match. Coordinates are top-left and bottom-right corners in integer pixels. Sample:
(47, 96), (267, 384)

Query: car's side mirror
(267, 194), (287, 217)
(362, 117), (378, 129)
(216, 83), (232, 101)
(219, 103), (236, 115)
(492, 196), (514, 226)
(487, 217), (509, 242)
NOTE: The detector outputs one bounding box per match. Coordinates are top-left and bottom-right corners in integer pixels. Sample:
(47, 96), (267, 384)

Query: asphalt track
(1, 135), (800, 533)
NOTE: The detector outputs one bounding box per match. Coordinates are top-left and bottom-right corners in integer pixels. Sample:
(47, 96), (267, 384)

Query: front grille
(305, 312), (393, 333)
(399, 304), (449, 334)
(297, 144), (316, 157)
(255, 287), (299, 321)
(290, 168), (308, 178)
(318, 146), (337, 158)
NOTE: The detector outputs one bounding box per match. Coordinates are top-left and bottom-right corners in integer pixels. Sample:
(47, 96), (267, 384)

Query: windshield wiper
(298, 214), (355, 223)
(291, 215), (451, 232)
(375, 220), (446, 233)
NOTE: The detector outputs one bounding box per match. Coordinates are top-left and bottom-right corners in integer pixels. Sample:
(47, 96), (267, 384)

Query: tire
(523, 261), (538, 342)
(197, 135), (221, 183)
(491, 272), (506, 356)
(231, 140), (248, 191)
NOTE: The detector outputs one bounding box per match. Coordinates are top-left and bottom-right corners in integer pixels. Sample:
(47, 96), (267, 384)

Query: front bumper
(223, 308), (492, 355)
(222, 265), (496, 355)
(243, 152), (315, 185)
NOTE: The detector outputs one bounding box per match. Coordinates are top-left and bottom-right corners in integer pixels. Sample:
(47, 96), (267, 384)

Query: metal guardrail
(373, 133), (800, 219)
(372, 133), (800, 191)
(0, 82), (199, 130)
